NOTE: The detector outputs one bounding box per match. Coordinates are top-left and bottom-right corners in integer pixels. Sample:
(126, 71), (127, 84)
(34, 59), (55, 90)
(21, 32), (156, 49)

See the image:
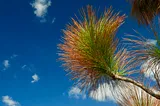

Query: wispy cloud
(51, 17), (56, 24)
(2, 96), (20, 106)
(21, 65), (27, 70)
(10, 54), (18, 59)
(31, 0), (51, 22)
(68, 86), (86, 99)
(31, 74), (40, 83)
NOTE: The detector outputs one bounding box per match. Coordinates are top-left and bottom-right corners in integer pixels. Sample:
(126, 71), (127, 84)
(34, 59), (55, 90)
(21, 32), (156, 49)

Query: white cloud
(89, 83), (114, 101)
(3, 60), (10, 70)
(31, 74), (40, 83)
(141, 58), (160, 81)
(146, 39), (157, 45)
(2, 96), (20, 106)
(31, 0), (51, 22)
(68, 82), (124, 102)
(68, 86), (86, 99)
(141, 39), (159, 81)
(89, 81), (124, 102)
(89, 81), (135, 102)
(89, 81), (147, 103)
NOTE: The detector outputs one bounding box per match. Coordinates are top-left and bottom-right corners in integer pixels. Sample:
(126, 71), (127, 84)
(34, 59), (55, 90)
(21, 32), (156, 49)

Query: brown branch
(114, 75), (160, 99)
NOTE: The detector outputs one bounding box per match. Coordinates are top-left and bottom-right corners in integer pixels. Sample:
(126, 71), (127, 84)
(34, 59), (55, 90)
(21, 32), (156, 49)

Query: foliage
(58, 1), (160, 105)
(130, 0), (160, 25)
(58, 6), (133, 92)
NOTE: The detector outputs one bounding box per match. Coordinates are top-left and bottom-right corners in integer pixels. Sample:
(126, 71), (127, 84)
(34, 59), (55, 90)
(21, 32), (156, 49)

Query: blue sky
(0, 0), (155, 106)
